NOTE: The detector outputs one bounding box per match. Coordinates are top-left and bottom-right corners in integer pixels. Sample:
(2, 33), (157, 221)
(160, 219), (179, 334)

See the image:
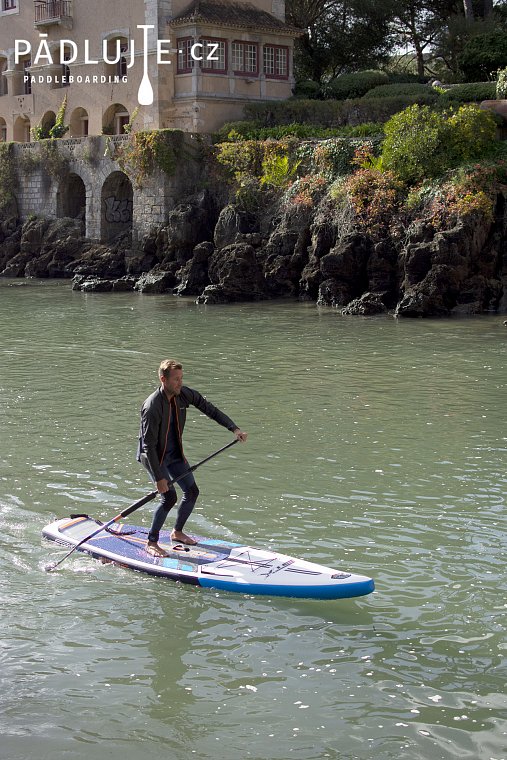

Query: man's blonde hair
(159, 359), (183, 378)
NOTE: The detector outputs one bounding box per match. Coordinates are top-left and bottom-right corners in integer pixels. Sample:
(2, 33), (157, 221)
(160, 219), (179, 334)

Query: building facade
(0, 0), (299, 141)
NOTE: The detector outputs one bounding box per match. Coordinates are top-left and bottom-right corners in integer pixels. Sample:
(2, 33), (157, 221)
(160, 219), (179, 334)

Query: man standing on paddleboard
(137, 359), (247, 557)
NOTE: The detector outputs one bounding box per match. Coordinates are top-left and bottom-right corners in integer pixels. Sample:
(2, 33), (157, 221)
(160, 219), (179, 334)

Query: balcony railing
(34, 0), (72, 25)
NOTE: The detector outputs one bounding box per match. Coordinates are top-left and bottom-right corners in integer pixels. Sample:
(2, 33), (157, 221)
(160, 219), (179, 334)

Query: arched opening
(0, 117), (7, 142)
(13, 115), (30, 142)
(69, 107), (89, 137)
(102, 103), (129, 135)
(57, 173), (86, 223)
(33, 110), (56, 139)
(101, 171), (133, 242)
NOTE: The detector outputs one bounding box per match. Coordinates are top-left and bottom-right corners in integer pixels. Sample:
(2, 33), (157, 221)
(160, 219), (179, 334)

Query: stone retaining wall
(11, 133), (202, 245)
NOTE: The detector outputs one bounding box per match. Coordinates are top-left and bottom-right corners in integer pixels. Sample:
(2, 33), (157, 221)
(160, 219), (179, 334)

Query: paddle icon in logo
(137, 25), (154, 105)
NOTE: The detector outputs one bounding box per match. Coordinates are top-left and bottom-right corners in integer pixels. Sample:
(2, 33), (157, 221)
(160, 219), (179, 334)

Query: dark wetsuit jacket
(136, 385), (238, 482)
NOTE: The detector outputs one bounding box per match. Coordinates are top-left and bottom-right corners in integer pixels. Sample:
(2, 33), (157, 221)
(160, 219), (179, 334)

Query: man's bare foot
(171, 530), (197, 546)
(146, 541), (168, 557)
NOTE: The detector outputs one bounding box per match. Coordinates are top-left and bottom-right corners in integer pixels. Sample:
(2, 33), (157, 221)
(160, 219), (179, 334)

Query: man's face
(161, 368), (183, 396)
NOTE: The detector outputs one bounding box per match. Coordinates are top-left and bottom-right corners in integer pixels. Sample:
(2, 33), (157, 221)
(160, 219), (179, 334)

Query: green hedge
(293, 80), (323, 100)
(215, 121), (385, 141)
(439, 82), (498, 103)
(363, 83), (433, 99)
(244, 94), (439, 128)
(386, 72), (430, 84)
(321, 70), (389, 100)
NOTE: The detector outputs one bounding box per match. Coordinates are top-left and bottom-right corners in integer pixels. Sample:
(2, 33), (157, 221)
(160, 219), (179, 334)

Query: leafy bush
(386, 72), (430, 84)
(410, 162), (507, 230)
(321, 70), (389, 100)
(284, 175), (328, 209)
(48, 95), (69, 139)
(115, 129), (184, 186)
(0, 142), (18, 217)
(363, 83), (432, 99)
(216, 120), (384, 142)
(341, 167), (405, 237)
(215, 139), (266, 179)
(446, 105), (499, 163)
(439, 82), (497, 104)
(244, 95), (438, 128)
(31, 122), (52, 141)
(293, 80), (322, 100)
(381, 103), (498, 184)
(497, 67), (507, 99)
(458, 29), (507, 82)
(260, 153), (299, 189)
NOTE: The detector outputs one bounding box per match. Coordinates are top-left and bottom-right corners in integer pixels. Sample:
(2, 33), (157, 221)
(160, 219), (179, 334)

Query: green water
(0, 279), (506, 760)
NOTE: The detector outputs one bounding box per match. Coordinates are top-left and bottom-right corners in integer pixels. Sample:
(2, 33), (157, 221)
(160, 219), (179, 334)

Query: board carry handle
(45, 438), (239, 572)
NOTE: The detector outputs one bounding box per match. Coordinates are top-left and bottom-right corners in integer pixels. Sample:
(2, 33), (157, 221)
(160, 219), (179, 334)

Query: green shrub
(31, 122), (52, 141)
(497, 67), (507, 99)
(215, 139), (300, 189)
(342, 167), (405, 237)
(381, 103), (498, 185)
(284, 175), (328, 209)
(386, 72), (430, 84)
(260, 153), (299, 189)
(48, 95), (69, 139)
(363, 83), (433, 99)
(411, 162), (507, 230)
(215, 139), (265, 179)
(446, 104), (499, 163)
(322, 70), (389, 100)
(0, 142), (18, 217)
(216, 120), (384, 141)
(115, 129), (184, 186)
(458, 29), (507, 82)
(293, 80), (323, 100)
(438, 82), (497, 104)
(244, 95), (438, 128)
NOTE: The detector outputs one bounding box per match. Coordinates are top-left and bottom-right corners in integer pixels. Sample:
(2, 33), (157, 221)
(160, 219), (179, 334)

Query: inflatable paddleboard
(42, 516), (374, 600)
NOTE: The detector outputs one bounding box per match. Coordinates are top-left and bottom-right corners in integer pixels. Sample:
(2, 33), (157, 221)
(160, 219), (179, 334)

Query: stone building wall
(11, 132), (202, 244)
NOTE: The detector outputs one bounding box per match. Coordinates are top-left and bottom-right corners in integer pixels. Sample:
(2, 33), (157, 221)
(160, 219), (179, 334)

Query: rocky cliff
(1, 180), (506, 317)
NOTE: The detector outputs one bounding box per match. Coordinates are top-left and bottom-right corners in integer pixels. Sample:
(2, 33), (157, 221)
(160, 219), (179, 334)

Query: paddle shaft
(46, 438), (239, 571)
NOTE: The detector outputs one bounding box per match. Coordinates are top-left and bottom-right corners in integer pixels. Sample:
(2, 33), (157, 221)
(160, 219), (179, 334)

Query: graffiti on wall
(104, 195), (133, 224)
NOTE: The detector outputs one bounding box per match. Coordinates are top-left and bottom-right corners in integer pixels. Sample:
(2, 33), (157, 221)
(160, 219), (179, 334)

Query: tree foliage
(287, 0), (507, 85)
(287, 0), (394, 83)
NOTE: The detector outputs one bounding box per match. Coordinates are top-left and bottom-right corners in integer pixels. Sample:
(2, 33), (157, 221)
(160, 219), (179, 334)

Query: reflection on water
(0, 280), (506, 760)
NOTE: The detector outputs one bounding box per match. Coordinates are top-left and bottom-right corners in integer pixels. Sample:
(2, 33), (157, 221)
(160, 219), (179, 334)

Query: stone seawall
(8, 133), (203, 245)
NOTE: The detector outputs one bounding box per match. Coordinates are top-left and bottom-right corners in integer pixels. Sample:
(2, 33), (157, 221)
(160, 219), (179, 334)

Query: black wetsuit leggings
(147, 458), (199, 542)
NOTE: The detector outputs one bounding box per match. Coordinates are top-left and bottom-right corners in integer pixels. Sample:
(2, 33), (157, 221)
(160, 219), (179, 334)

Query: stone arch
(13, 115), (30, 142)
(57, 172), (86, 222)
(101, 171), (133, 242)
(69, 107), (89, 137)
(39, 110), (56, 137)
(0, 117), (6, 142)
(102, 102), (129, 135)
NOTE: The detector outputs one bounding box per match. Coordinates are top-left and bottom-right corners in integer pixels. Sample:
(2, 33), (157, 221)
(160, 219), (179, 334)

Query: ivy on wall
(0, 142), (18, 217)
(114, 129), (185, 187)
